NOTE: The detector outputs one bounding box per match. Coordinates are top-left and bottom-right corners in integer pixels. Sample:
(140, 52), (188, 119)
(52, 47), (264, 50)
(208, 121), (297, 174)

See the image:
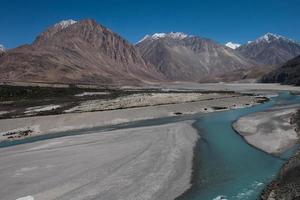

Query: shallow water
(1, 92), (300, 200)
(179, 92), (300, 200)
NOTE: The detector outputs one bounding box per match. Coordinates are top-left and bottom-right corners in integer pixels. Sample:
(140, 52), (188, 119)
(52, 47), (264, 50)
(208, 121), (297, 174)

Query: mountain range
(136, 33), (256, 81)
(1, 19), (300, 85)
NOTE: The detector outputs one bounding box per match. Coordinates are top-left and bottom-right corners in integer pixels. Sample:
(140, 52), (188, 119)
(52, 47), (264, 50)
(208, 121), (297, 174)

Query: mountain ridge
(2, 23), (300, 85)
(0, 19), (165, 85)
(236, 33), (300, 66)
(136, 33), (258, 81)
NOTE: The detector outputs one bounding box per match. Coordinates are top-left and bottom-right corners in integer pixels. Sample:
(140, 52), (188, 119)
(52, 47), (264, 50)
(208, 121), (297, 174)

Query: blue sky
(1, 0), (299, 48)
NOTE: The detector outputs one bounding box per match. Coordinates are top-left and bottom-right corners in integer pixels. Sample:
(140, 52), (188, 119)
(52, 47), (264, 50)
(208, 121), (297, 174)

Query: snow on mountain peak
(138, 32), (190, 43)
(0, 44), (5, 52)
(254, 33), (295, 44)
(225, 42), (241, 49)
(55, 19), (77, 29)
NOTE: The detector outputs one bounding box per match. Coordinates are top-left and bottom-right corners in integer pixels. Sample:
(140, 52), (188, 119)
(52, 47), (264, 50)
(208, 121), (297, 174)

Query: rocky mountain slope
(237, 33), (300, 66)
(136, 32), (257, 81)
(261, 55), (300, 85)
(0, 19), (164, 85)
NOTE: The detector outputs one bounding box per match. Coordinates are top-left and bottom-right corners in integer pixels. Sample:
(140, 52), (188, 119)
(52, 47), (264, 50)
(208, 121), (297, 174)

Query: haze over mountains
(0, 19), (300, 85)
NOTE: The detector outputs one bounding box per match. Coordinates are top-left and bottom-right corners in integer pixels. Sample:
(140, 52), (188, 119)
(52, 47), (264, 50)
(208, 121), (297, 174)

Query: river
(1, 92), (299, 200)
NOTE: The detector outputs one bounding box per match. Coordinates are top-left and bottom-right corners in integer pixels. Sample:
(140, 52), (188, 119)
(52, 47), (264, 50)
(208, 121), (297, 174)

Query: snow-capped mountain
(0, 44), (5, 52)
(136, 34), (256, 81)
(138, 32), (190, 43)
(54, 19), (77, 29)
(253, 33), (296, 44)
(34, 19), (78, 46)
(225, 42), (241, 49)
(237, 33), (300, 65)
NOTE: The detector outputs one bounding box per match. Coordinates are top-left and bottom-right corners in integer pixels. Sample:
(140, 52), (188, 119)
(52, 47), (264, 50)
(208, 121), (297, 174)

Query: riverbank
(0, 94), (260, 142)
(233, 104), (300, 154)
(0, 121), (198, 200)
(261, 110), (300, 200)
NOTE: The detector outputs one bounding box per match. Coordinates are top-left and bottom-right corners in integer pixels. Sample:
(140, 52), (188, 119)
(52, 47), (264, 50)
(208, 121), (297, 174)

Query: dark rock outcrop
(261, 55), (300, 85)
(261, 110), (300, 200)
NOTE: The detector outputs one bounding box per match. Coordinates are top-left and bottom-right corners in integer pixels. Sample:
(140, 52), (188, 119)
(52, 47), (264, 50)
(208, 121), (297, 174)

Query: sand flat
(0, 121), (198, 200)
(233, 106), (299, 154)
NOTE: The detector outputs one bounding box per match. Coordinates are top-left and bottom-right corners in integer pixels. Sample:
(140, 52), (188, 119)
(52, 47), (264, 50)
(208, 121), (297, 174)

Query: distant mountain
(0, 44), (5, 52)
(0, 44), (5, 57)
(237, 33), (300, 66)
(138, 32), (190, 43)
(136, 32), (257, 81)
(225, 42), (241, 49)
(261, 55), (300, 85)
(0, 19), (164, 85)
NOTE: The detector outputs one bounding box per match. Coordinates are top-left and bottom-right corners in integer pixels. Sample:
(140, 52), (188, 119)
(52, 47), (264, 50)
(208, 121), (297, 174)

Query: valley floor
(1, 83), (300, 200)
(0, 121), (198, 200)
(0, 93), (260, 142)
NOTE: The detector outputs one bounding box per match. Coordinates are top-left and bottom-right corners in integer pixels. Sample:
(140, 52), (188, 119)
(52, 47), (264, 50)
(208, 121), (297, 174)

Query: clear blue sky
(1, 0), (299, 48)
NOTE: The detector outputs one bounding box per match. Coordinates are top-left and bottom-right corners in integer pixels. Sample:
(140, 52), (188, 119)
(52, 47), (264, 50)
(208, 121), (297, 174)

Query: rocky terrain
(136, 32), (257, 81)
(0, 20), (164, 85)
(261, 55), (300, 85)
(261, 110), (300, 200)
(237, 33), (300, 66)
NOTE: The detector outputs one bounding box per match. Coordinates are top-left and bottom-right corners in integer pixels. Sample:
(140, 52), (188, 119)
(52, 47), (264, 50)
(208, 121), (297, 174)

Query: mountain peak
(138, 32), (190, 43)
(253, 33), (295, 44)
(54, 19), (77, 29)
(0, 19), (164, 85)
(0, 44), (5, 52)
(237, 33), (300, 65)
(225, 42), (241, 49)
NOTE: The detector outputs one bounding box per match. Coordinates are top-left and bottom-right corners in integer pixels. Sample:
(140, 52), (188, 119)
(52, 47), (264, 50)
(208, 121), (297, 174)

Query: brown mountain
(0, 19), (164, 85)
(136, 32), (258, 81)
(237, 33), (300, 66)
(261, 55), (300, 85)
